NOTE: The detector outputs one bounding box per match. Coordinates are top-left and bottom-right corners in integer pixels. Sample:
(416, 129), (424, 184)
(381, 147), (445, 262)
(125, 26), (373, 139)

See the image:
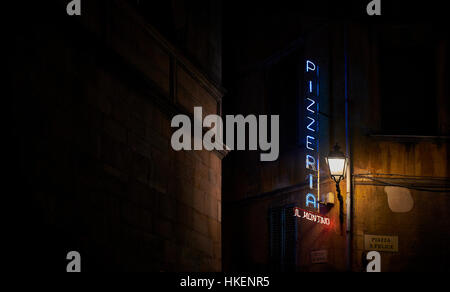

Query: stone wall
(347, 22), (450, 272)
(8, 0), (224, 271)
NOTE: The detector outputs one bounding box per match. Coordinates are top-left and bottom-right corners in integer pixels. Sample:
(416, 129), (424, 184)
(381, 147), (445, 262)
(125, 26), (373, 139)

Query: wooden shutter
(269, 205), (298, 271)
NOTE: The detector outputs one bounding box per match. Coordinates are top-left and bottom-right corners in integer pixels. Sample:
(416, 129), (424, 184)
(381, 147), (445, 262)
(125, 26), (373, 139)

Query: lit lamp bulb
(325, 144), (347, 184)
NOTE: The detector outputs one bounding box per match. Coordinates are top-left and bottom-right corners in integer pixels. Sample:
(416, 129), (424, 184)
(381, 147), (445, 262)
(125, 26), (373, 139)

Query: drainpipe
(344, 22), (352, 272)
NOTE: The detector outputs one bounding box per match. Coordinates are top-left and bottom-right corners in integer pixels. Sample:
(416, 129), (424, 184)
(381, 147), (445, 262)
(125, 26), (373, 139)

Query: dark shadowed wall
(8, 0), (224, 271)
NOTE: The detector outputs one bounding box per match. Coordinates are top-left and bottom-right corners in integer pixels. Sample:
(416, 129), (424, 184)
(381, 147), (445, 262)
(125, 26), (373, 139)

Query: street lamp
(325, 144), (348, 184)
(325, 144), (348, 229)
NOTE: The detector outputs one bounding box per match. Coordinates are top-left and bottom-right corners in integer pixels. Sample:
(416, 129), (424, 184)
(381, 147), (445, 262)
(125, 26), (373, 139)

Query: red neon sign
(294, 207), (331, 226)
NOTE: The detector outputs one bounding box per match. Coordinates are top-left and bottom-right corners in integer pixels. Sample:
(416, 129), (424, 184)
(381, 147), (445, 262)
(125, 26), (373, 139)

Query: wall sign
(311, 250), (328, 264)
(294, 207), (331, 226)
(364, 235), (399, 252)
(304, 60), (320, 211)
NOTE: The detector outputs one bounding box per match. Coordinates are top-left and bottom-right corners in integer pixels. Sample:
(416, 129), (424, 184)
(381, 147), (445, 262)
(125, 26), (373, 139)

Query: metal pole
(336, 182), (344, 233)
(344, 22), (352, 272)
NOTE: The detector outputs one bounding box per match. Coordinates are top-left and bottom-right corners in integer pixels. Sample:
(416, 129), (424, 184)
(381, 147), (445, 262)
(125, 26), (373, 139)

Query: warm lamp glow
(327, 158), (346, 177)
(325, 144), (347, 183)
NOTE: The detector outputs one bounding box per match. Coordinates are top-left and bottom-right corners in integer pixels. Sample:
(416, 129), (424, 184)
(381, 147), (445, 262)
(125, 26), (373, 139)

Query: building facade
(9, 0), (224, 271)
(7, 0), (449, 272)
(222, 5), (450, 272)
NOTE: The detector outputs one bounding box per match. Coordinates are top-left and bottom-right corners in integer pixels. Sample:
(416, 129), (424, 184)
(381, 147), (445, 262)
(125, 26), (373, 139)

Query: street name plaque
(364, 234), (399, 252)
(311, 250), (328, 264)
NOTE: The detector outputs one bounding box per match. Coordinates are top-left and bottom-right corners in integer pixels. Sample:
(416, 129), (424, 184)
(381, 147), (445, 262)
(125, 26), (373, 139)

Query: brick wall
(9, 0), (224, 271)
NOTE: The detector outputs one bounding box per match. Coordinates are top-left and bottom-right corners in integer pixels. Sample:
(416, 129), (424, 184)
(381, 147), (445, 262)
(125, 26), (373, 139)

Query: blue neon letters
(304, 60), (319, 210)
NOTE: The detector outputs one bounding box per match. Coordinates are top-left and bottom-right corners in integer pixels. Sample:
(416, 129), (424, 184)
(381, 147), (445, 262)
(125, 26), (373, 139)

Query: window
(378, 24), (438, 135)
(269, 205), (297, 271)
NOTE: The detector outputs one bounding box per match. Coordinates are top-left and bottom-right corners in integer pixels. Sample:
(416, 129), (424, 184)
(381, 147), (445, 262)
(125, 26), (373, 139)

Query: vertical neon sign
(304, 60), (320, 211)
